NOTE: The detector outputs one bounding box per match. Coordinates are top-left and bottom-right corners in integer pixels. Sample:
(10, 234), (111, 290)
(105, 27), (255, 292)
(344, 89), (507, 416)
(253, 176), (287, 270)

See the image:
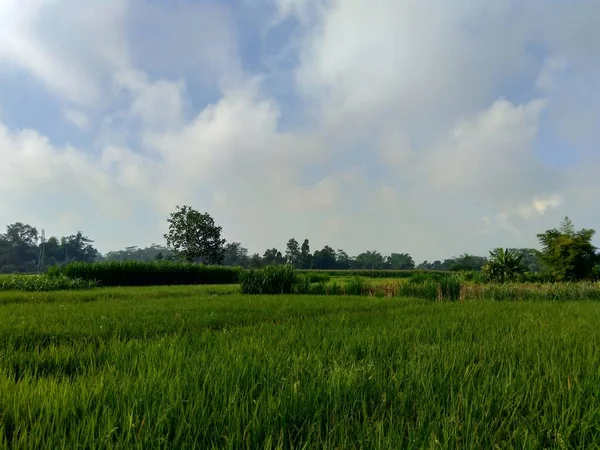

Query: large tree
(300, 239), (312, 269)
(355, 250), (385, 269)
(0, 222), (39, 271)
(386, 253), (415, 270)
(223, 242), (250, 267)
(285, 238), (301, 267)
(164, 206), (226, 264)
(313, 245), (336, 269)
(263, 248), (286, 265)
(536, 217), (597, 281)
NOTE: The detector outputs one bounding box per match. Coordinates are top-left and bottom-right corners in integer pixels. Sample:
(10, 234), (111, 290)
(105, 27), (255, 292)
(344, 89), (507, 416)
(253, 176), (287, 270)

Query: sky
(0, 0), (599, 262)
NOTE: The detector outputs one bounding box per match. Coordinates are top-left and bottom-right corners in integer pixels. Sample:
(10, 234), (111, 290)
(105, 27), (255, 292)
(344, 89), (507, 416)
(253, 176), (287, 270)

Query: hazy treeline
(0, 220), (529, 274)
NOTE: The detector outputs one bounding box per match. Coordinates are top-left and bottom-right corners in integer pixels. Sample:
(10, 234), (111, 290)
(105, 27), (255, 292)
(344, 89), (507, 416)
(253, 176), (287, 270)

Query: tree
(0, 222), (39, 271)
(223, 242), (250, 267)
(300, 239), (312, 269)
(482, 248), (525, 282)
(335, 249), (353, 269)
(355, 251), (385, 269)
(263, 248), (286, 265)
(536, 217), (597, 281)
(313, 245), (337, 269)
(386, 253), (415, 270)
(285, 238), (301, 267)
(164, 206), (226, 264)
(62, 231), (99, 263)
(448, 254), (487, 271)
(249, 253), (263, 268)
(104, 244), (172, 262)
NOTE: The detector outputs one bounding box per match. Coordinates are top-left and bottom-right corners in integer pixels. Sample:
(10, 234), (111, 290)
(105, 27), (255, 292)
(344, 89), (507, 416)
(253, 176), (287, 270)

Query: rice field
(1, 286), (600, 449)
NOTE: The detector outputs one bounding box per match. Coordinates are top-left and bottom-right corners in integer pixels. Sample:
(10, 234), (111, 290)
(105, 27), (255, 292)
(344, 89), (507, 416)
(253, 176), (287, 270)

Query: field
(1, 285), (600, 449)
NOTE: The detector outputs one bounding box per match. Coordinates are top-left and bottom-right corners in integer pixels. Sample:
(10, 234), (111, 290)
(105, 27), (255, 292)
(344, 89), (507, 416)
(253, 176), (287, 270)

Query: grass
(0, 274), (97, 292)
(0, 287), (600, 448)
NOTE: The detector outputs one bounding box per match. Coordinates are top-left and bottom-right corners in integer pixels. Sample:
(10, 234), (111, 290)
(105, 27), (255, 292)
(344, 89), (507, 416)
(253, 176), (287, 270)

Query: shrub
(294, 275), (312, 294)
(239, 265), (297, 295)
(440, 275), (462, 301)
(344, 277), (372, 296)
(398, 279), (438, 301)
(47, 261), (241, 287)
(304, 272), (332, 283)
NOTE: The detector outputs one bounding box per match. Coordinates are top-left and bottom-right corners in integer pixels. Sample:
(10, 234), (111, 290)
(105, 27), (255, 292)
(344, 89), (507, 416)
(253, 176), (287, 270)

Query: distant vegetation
(1, 205), (598, 285)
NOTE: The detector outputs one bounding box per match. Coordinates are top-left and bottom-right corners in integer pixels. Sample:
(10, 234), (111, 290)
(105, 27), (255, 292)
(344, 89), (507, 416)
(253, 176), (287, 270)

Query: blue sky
(0, 0), (599, 261)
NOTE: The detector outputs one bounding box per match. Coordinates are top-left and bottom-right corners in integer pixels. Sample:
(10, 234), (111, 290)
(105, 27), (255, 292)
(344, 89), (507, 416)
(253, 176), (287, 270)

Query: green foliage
(302, 272), (332, 283)
(537, 217), (597, 281)
(1, 291), (600, 448)
(285, 238), (301, 267)
(386, 252), (415, 269)
(398, 279), (439, 301)
(439, 275), (462, 301)
(48, 261), (240, 286)
(239, 264), (297, 294)
(298, 269), (449, 279)
(482, 248), (526, 282)
(462, 282), (600, 301)
(164, 205), (226, 264)
(343, 277), (372, 296)
(0, 274), (96, 292)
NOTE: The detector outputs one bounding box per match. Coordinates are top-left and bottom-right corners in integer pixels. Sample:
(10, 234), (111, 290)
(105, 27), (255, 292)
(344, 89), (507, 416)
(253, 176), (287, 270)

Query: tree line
(1, 205), (597, 282)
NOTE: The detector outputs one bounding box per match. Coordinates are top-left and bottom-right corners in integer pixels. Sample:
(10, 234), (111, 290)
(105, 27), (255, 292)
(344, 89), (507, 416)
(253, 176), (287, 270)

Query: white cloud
(63, 109), (89, 130)
(0, 0), (600, 260)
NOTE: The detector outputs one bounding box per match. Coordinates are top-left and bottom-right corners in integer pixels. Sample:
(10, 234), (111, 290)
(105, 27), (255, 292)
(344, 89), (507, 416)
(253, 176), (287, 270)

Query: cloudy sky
(0, 0), (599, 261)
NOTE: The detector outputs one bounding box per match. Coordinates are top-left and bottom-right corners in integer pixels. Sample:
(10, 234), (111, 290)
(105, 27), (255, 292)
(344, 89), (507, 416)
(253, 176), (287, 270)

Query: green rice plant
(239, 264), (297, 295)
(303, 272), (332, 283)
(297, 269), (451, 279)
(48, 261), (241, 286)
(308, 281), (328, 295)
(398, 279), (438, 301)
(344, 277), (372, 296)
(294, 274), (312, 294)
(0, 274), (97, 292)
(439, 275), (462, 301)
(327, 281), (343, 296)
(1, 290), (600, 448)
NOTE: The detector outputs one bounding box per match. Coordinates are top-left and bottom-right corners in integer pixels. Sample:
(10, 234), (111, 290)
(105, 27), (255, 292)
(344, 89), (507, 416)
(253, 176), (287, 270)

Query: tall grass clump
(440, 275), (462, 301)
(48, 261), (241, 287)
(398, 279), (439, 301)
(303, 272), (332, 283)
(343, 277), (372, 296)
(239, 265), (297, 294)
(0, 274), (97, 292)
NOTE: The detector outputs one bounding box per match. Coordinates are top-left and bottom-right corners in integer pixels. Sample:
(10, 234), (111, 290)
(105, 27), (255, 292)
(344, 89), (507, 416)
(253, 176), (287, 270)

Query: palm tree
(483, 248), (525, 282)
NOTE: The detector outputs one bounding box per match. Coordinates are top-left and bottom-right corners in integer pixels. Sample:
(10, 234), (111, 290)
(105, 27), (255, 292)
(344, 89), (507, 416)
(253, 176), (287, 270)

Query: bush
(398, 279), (438, 301)
(239, 265), (297, 295)
(303, 272), (332, 283)
(47, 261), (241, 287)
(0, 274), (97, 292)
(344, 277), (372, 296)
(440, 275), (462, 301)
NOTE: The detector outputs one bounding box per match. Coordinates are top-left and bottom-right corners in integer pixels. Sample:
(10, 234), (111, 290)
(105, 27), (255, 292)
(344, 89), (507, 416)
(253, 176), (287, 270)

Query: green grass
(0, 288), (600, 449)
(0, 274), (97, 292)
